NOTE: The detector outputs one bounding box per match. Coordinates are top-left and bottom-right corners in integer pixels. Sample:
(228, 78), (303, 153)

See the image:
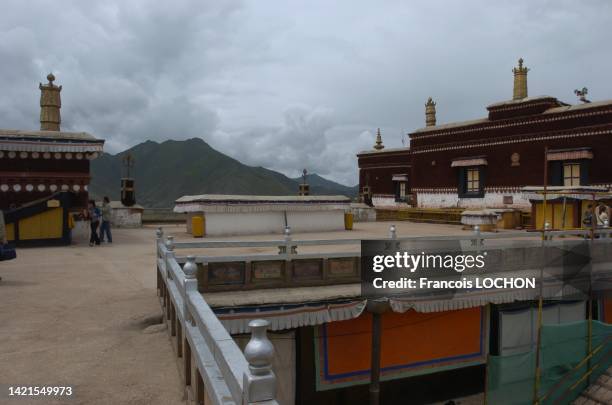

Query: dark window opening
(458, 166), (484, 198)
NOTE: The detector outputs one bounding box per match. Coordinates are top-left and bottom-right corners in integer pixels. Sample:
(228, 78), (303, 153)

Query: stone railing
(156, 228), (278, 405)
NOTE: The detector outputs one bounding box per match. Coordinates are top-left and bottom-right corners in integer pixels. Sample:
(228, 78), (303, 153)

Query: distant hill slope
(90, 138), (357, 208)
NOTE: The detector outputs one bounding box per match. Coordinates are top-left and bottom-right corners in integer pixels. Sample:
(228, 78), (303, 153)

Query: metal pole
(367, 299), (388, 405)
(587, 294), (593, 387)
(370, 311), (381, 405)
(542, 146), (549, 231)
(591, 193), (596, 240)
(561, 197), (567, 230)
(534, 146), (548, 404)
(483, 304), (491, 405)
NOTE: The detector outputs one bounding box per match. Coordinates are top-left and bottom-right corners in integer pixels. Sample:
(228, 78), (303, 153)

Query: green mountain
(89, 138), (357, 208)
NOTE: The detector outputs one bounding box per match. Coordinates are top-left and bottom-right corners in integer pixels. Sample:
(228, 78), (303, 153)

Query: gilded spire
(425, 97), (436, 127)
(373, 128), (384, 150)
(512, 58), (529, 100)
(39, 73), (62, 131)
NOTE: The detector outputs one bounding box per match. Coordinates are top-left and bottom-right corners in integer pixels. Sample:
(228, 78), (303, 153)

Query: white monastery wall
(414, 190), (530, 209)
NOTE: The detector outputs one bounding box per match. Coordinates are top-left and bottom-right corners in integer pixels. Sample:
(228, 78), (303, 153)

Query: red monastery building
(358, 59), (612, 216)
(0, 74), (104, 245)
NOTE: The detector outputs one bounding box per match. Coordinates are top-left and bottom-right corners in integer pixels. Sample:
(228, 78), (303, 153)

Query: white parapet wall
(109, 201), (144, 228)
(414, 189), (531, 210)
(205, 211), (286, 236)
(371, 194), (405, 208)
(350, 203), (376, 222)
(174, 194), (351, 236)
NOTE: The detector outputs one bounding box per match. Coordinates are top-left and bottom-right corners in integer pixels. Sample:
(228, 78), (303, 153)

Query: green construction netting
(487, 320), (612, 405)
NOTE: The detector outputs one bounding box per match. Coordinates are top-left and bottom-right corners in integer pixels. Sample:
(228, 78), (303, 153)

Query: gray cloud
(1, 0), (611, 185)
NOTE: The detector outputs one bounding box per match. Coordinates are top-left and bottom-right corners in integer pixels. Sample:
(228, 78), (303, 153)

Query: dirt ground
(0, 225), (187, 405)
(0, 221), (483, 405)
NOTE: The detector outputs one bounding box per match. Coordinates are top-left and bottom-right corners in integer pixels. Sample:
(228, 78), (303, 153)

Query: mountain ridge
(89, 138), (357, 207)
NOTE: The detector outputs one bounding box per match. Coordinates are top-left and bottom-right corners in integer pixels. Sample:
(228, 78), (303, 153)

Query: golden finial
(512, 58), (529, 100)
(425, 97), (437, 127)
(512, 58), (529, 74)
(39, 72), (62, 131)
(373, 128), (384, 150)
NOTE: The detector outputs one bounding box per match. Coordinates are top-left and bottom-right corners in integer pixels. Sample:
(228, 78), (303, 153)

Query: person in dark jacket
(88, 200), (101, 246)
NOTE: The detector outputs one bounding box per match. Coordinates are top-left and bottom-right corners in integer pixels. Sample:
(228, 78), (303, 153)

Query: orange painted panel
(317, 307), (486, 389)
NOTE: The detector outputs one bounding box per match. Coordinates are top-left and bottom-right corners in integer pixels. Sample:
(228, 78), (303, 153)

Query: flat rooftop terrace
(1, 221), (491, 404)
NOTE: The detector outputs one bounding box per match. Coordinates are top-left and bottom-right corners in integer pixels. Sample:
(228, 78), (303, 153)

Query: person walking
(88, 200), (101, 246)
(99, 197), (113, 243)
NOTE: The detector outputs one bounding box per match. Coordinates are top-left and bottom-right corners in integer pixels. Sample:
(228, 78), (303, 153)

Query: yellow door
(553, 203), (575, 229)
(535, 202), (554, 229)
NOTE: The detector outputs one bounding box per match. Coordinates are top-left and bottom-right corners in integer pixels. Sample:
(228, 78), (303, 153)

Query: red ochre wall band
(315, 306), (487, 390)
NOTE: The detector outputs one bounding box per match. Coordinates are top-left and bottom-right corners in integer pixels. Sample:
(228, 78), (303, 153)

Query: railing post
(183, 255), (198, 326)
(279, 226), (295, 254)
(243, 319), (276, 404)
(162, 236), (175, 321)
(389, 224), (397, 240)
(165, 236), (175, 280)
(156, 226), (164, 253)
(156, 227), (163, 293)
(472, 224), (483, 250)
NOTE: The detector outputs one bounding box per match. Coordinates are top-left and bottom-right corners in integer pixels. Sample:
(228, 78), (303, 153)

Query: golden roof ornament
(512, 58), (529, 100)
(425, 97), (437, 127)
(373, 128), (384, 150)
(39, 73), (62, 131)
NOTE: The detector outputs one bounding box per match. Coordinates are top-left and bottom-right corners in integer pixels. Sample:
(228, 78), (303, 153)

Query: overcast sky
(1, 1), (611, 185)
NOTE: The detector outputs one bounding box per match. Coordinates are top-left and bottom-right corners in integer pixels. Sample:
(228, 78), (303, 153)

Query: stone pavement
(0, 226), (187, 405)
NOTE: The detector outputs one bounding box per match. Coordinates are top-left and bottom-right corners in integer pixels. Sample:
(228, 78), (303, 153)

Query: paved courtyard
(1, 221), (478, 404)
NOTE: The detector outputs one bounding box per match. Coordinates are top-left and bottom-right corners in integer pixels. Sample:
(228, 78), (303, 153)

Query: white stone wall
(415, 191), (530, 209)
(71, 220), (90, 245)
(350, 204), (376, 222)
(187, 210), (347, 236)
(205, 211), (286, 236)
(372, 196), (408, 208)
(110, 207), (143, 228)
(286, 210), (345, 232)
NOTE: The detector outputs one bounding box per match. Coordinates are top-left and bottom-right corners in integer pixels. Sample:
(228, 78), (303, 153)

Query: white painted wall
(187, 210), (348, 236)
(111, 207), (143, 228)
(205, 211), (286, 236)
(286, 210), (345, 232)
(351, 204), (377, 222)
(417, 191), (530, 209)
(372, 196), (407, 207)
(71, 220), (90, 245)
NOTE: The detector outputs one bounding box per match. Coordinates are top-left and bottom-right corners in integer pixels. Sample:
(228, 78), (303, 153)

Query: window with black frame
(458, 166), (484, 197)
